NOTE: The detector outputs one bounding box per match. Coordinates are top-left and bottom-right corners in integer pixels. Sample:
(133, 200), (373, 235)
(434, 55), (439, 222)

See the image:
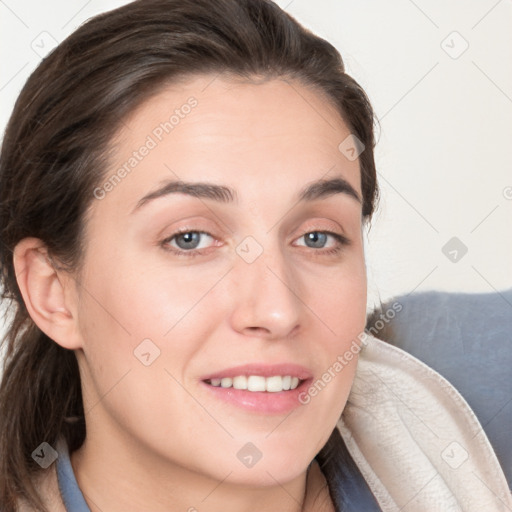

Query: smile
(206, 375), (301, 392)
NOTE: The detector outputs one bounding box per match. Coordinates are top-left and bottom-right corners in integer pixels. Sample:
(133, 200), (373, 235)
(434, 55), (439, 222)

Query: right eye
(161, 230), (217, 257)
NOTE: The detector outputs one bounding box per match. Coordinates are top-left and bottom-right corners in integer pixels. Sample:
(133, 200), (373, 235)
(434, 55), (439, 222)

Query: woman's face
(73, 74), (367, 487)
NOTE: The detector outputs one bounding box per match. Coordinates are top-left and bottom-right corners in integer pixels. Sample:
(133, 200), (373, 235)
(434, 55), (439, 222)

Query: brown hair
(0, 1), (378, 510)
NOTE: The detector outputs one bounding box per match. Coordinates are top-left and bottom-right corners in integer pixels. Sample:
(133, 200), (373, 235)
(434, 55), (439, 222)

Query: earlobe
(13, 237), (83, 350)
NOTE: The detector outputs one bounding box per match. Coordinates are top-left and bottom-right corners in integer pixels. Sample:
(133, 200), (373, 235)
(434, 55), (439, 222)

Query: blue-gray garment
(55, 438), (91, 512)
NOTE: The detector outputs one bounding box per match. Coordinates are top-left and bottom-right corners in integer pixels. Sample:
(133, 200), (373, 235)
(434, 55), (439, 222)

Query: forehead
(95, 74), (362, 216)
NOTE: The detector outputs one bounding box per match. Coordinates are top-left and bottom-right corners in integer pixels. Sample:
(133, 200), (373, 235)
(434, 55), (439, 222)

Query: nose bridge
(229, 233), (302, 338)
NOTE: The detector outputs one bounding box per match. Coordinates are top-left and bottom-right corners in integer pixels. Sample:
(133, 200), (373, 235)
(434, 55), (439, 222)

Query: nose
(228, 241), (303, 340)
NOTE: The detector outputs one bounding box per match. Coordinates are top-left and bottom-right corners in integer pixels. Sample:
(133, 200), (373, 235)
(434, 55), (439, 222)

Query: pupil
(177, 232), (199, 249)
(306, 232), (326, 248)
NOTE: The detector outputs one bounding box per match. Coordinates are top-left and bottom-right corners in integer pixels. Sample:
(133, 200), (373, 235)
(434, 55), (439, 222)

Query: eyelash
(160, 229), (350, 258)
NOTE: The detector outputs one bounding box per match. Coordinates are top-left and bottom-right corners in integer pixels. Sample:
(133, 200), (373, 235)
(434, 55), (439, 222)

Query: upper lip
(201, 363), (313, 381)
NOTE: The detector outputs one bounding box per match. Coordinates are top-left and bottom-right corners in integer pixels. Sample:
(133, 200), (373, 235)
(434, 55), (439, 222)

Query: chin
(213, 433), (319, 487)
(222, 455), (311, 488)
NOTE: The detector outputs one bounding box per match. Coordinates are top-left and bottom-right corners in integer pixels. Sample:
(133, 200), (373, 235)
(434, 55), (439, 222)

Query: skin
(14, 74), (367, 512)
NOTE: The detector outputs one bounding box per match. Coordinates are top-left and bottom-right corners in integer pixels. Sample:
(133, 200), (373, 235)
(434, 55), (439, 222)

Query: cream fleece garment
(338, 335), (512, 511)
(19, 335), (512, 511)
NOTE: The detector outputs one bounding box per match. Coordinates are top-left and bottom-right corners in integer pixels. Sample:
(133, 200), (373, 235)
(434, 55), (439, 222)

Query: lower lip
(200, 379), (312, 414)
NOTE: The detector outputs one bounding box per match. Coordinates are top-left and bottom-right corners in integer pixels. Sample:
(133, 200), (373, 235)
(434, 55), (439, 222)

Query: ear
(13, 237), (82, 350)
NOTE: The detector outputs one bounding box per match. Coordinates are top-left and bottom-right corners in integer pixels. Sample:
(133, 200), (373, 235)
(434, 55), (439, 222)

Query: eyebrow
(132, 176), (361, 213)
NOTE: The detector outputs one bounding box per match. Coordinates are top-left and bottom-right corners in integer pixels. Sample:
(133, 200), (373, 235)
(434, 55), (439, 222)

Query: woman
(0, 1), (509, 511)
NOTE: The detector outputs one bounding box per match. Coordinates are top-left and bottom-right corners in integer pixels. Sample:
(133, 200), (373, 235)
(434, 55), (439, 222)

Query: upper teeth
(209, 375), (300, 392)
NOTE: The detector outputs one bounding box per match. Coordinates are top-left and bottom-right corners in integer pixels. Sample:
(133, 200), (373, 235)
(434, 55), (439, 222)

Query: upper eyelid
(164, 216), (347, 238)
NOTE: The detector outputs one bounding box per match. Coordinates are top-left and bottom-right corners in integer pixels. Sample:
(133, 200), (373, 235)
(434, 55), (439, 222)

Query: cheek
(74, 254), (220, 445)
(297, 251), (366, 421)
(306, 248), (368, 340)
(75, 248), (229, 372)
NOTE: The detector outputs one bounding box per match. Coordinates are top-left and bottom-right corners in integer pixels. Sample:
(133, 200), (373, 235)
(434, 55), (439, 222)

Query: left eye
(295, 231), (347, 250)
(297, 232), (331, 249)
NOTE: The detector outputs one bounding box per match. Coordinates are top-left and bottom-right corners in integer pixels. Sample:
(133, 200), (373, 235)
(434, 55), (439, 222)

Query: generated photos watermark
(298, 301), (403, 405)
(93, 97), (198, 200)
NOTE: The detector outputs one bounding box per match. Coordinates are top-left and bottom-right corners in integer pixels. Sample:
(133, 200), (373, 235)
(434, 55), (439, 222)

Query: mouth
(200, 364), (312, 414)
(205, 375), (302, 392)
